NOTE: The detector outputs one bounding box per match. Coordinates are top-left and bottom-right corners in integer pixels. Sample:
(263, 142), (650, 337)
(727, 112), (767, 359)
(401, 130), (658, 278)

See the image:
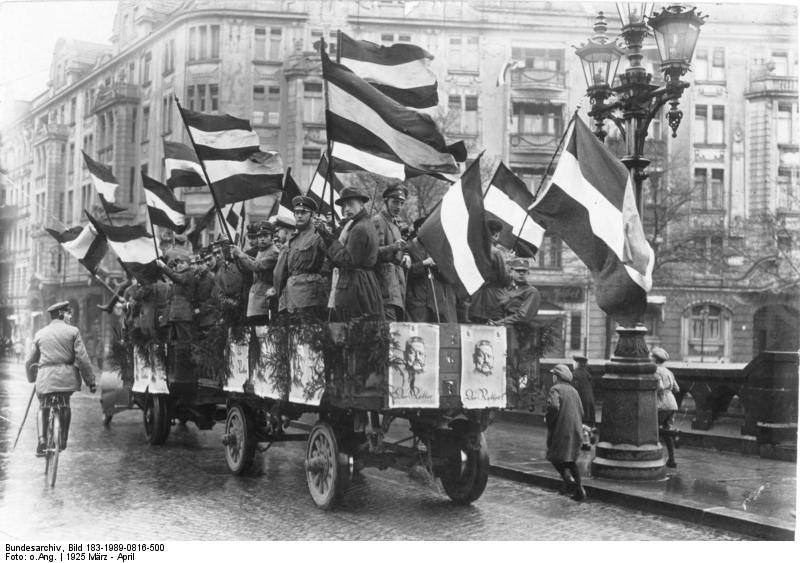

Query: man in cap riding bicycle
(25, 301), (96, 456)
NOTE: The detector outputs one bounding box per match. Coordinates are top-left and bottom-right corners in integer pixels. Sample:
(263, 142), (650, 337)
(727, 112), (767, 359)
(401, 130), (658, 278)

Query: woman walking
(545, 364), (586, 501)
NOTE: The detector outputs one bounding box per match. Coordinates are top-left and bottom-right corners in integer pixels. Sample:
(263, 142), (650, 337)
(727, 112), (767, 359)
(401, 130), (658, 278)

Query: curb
(489, 462), (795, 541)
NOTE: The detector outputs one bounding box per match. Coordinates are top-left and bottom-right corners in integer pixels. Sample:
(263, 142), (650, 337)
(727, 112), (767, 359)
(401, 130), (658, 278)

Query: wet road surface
(0, 361), (748, 541)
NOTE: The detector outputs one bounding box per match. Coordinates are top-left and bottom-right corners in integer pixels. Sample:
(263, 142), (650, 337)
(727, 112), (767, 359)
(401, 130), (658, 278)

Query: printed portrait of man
(403, 336), (426, 396)
(472, 339), (494, 377)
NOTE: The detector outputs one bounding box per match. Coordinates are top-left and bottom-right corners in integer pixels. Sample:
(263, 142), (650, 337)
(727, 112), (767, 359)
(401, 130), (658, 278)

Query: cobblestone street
(0, 362), (749, 541)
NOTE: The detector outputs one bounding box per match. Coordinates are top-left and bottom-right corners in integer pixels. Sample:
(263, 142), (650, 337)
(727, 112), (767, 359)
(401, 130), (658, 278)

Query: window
(302, 147), (321, 160)
(398, 33), (411, 43)
(162, 95), (173, 134)
(777, 103), (794, 144)
(694, 105), (724, 144)
(141, 105), (150, 141)
(328, 31), (337, 56)
(140, 52), (152, 85)
(381, 33), (394, 44)
(446, 94), (479, 134)
(141, 163), (148, 183)
(710, 106), (725, 144)
(253, 85), (281, 125)
(68, 142), (74, 174)
(82, 133), (93, 156)
(449, 36), (479, 72)
(131, 108), (137, 142)
(311, 29), (323, 50)
(210, 84), (219, 111)
(186, 85), (194, 110)
(710, 169), (724, 208)
(81, 184), (92, 211)
(693, 167), (724, 210)
(66, 190), (74, 223)
(70, 97), (76, 124)
(128, 62), (136, 84)
(188, 25), (220, 61)
(163, 39), (175, 75)
(570, 312), (582, 350)
(511, 102), (562, 136)
(253, 85), (265, 100)
(303, 81), (324, 123)
(254, 28), (266, 59)
(711, 48), (725, 81)
(694, 48), (708, 81)
(533, 236), (562, 270)
(186, 84), (219, 113)
(693, 105), (707, 143)
(267, 86), (280, 125)
(129, 167), (136, 202)
(511, 47), (563, 72)
(683, 304), (730, 361)
(777, 168), (798, 210)
(771, 51), (789, 75)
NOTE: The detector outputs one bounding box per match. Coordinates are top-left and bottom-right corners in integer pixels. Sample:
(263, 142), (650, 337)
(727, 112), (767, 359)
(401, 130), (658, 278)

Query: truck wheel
(305, 421), (350, 510)
(143, 395), (170, 445)
(223, 403), (256, 475)
(440, 432), (490, 505)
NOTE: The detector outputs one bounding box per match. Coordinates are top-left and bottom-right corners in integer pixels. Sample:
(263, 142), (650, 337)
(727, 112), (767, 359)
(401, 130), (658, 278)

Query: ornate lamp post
(575, 3), (705, 480)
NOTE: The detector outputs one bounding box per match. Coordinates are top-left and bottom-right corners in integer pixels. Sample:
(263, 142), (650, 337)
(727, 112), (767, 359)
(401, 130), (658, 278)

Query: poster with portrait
(252, 330), (285, 400)
(223, 339), (250, 393)
(288, 335), (326, 406)
(387, 322), (440, 409)
(459, 325), (507, 409)
(131, 347), (168, 394)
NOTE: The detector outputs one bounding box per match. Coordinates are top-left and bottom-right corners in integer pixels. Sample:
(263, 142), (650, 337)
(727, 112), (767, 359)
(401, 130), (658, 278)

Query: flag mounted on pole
(45, 224), (108, 275)
(269, 168), (303, 225)
(417, 156), (494, 296)
(321, 48), (459, 180)
(81, 151), (127, 215)
(338, 31), (439, 110)
(163, 140), (206, 190)
(186, 205), (216, 250)
(176, 107), (283, 205)
(484, 163), (545, 258)
(86, 214), (162, 283)
(529, 117), (654, 321)
(307, 154), (343, 221)
(142, 174), (187, 233)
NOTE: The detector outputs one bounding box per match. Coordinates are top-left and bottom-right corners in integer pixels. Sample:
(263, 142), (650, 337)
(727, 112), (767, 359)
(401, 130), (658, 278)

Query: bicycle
(40, 393), (69, 488)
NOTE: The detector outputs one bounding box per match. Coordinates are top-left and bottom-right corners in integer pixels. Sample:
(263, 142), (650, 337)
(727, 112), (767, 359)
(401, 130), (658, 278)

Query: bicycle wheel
(45, 411), (60, 488)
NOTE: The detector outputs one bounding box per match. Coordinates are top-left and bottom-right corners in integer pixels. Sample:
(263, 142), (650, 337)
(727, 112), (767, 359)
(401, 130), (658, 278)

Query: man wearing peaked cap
(232, 217), (280, 324)
(373, 183), (410, 320)
(546, 362), (587, 501)
(26, 300), (96, 456)
(271, 191), (329, 323)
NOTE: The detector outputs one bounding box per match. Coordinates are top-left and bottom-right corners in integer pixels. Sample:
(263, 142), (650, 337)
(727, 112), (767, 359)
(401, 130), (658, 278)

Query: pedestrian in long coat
(272, 196), (329, 323)
(372, 185), (410, 321)
(571, 355), (596, 426)
(317, 186), (383, 321)
(405, 226), (457, 323)
(469, 219), (510, 322)
(545, 363), (587, 501)
(652, 346), (679, 468)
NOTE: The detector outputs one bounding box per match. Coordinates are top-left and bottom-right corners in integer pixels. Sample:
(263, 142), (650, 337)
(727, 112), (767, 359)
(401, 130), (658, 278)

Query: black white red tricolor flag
(142, 174), (187, 233)
(529, 117), (654, 320)
(81, 151), (127, 215)
(45, 224), (108, 275)
(484, 163), (545, 258)
(87, 215), (162, 283)
(163, 140), (205, 190)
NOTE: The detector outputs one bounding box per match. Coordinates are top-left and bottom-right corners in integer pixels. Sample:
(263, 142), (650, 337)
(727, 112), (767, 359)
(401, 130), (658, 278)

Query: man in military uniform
(491, 258), (541, 408)
(193, 247), (217, 335)
(210, 241), (246, 324)
(469, 219), (510, 323)
(157, 248), (198, 341)
(244, 224), (259, 258)
(272, 215), (296, 251)
(316, 186), (383, 321)
(25, 301), (96, 456)
(231, 223), (279, 324)
(373, 185), (410, 321)
(406, 218), (457, 323)
(272, 196), (329, 324)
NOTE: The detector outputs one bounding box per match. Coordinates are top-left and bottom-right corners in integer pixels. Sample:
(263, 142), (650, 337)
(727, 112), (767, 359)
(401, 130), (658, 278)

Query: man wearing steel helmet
(25, 301), (96, 457)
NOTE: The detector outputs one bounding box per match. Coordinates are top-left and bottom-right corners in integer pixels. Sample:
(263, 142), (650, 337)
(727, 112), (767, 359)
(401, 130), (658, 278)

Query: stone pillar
(591, 326), (665, 480)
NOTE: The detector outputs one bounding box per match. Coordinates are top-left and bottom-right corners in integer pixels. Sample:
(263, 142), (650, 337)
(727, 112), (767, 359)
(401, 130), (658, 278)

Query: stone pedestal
(591, 326), (665, 480)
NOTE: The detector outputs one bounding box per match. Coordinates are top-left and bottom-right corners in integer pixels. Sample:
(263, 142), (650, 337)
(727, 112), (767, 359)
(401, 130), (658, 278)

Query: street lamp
(574, 3), (705, 481)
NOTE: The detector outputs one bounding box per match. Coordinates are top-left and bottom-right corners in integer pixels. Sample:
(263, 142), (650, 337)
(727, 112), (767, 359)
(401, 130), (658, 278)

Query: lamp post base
(591, 326), (666, 481)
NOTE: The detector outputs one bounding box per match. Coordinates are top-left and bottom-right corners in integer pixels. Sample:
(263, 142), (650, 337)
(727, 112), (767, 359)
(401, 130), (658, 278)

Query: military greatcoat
(272, 224), (329, 312)
(372, 209), (407, 311)
(25, 319), (95, 395)
(194, 269), (217, 327)
(237, 245), (279, 318)
(326, 209), (383, 320)
(469, 247), (510, 322)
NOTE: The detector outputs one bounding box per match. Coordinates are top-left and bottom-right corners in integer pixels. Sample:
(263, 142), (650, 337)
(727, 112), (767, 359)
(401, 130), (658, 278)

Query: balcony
(689, 208), (726, 232)
(92, 83), (140, 114)
(33, 123), (70, 145)
(509, 132), (560, 155)
(744, 74), (797, 99)
(510, 68), (567, 93)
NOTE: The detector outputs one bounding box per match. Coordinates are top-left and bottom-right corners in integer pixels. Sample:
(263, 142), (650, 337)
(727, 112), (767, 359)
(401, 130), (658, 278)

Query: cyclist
(25, 301), (96, 457)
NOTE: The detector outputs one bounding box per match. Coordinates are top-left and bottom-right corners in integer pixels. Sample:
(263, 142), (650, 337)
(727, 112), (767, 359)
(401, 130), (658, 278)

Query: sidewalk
(485, 416), (797, 540)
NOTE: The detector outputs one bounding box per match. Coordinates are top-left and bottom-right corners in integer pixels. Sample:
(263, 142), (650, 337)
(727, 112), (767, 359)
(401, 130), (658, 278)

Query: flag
(529, 117), (654, 320)
(496, 59), (524, 86)
(81, 151), (127, 214)
(338, 31), (438, 110)
(45, 224), (108, 275)
(321, 48), (459, 179)
(484, 163), (545, 258)
(87, 215), (162, 283)
(186, 206), (216, 249)
(307, 154), (343, 221)
(270, 168), (303, 225)
(177, 106), (283, 205)
(417, 157), (493, 296)
(142, 174), (187, 233)
(163, 140), (205, 190)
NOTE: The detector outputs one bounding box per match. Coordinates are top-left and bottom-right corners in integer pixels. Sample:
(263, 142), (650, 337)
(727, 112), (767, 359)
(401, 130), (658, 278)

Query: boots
(567, 462), (587, 501)
(35, 407), (49, 457)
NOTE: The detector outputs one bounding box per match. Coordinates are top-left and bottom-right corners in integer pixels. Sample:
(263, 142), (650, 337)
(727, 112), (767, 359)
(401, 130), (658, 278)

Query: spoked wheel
(44, 413), (61, 488)
(440, 432), (490, 505)
(305, 421), (350, 510)
(223, 403), (256, 475)
(143, 394), (171, 445)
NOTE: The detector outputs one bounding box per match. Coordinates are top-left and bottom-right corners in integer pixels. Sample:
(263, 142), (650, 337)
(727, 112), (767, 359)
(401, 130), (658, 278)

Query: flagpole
(173, 95), (235, 244)
(532, 110), (577, 202)
(426, 267), (440, 322)
(321, 36), (338, 229)
(83, 208), (134, 279)
(147, 212), (161, 261)
(238, 201), (246, 249)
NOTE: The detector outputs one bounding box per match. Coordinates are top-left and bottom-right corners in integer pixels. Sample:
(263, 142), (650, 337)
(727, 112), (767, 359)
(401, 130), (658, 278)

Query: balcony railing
(92, 83), (140, 113)
(510, 68), (567, 91)
(509, 132), (560, 154)
(745, 74), (798, 98)
(689, 208), (726, 232)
